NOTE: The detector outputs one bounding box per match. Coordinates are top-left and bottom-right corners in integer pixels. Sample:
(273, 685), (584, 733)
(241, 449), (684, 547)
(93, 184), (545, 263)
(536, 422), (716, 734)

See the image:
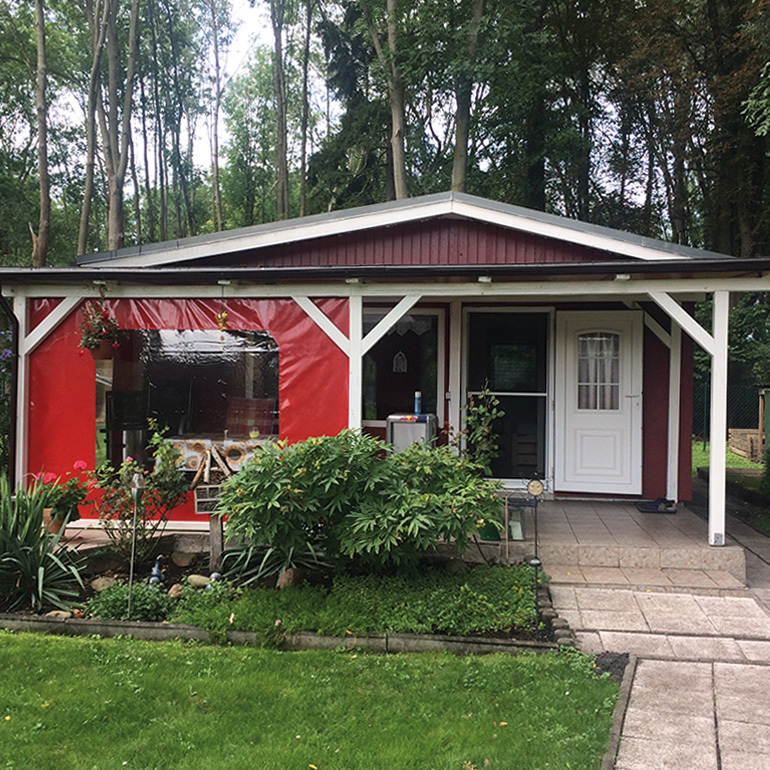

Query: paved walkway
(548, 499), (770, 769)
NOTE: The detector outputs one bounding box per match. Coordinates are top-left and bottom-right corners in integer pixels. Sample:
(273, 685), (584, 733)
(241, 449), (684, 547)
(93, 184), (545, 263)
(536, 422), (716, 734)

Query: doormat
(636, 498), (677, 514)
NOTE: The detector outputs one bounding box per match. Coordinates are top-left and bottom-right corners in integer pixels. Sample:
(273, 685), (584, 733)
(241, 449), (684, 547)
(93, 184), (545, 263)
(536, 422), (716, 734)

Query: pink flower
(73, 460), (87, 471)
(125, 456), (134, 463)
(42, 472), (57, 484)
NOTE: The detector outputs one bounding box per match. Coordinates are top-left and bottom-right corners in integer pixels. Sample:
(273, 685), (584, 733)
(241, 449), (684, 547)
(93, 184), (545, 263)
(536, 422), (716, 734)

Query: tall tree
(30, 0), (50, 267)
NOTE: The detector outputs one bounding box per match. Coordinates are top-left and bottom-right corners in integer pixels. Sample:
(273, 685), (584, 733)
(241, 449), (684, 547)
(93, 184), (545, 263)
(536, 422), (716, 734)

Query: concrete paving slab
(627, 681), (714, 715)
(598, 631), (676, 658)
(707, 570), (746, 589)
(634, 593), (702, 613)
(714, 662), (770, 698)
(736, 639), (770, 662)
(574, 630), (603, 654)
(621, 707), (714, 744)
(720, 751), (770, 770)
(574, 588), (638, 611)
(580, 609), (649, 632)
(710, 615), (770, 639)
(643, 611), (718, 635)
(614, 736), (717, 770)
(578, 566), (629, 582)
(661, 568), (717, 587)
(547, 584), (577, 609)
(693, 595), (769, 618)
(555, 608), (582, 628)
(632, 659), (712, 685)
(621, 567), (673, 585)
(666, 635), (745, 662)
(718, 719), (770, 753)
(713, 695), (770, 726)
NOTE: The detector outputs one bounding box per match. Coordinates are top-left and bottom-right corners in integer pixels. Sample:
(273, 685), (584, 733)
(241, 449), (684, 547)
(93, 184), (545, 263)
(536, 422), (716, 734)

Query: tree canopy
(0, 0), (768, 266)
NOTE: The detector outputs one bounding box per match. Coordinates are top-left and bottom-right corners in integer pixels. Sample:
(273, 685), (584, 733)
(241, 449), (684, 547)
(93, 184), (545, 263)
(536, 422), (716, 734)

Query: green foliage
(173, 564), (538, 642)
(759, 444), (770, 502)
(337, 442), (502, 569)
(218, 430), (502, 572)
(31, 463), (90, 522)
(86, 581), (176, 622)
(220, 542), (329, 585)
(92, 421), (189, 564)
(458, 382), (505, 476)
(0, 477), (85, 612)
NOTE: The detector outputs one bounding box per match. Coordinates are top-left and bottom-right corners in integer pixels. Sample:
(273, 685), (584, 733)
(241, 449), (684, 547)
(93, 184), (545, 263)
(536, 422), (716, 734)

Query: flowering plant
(33, 461), (91, 522)
(78, 298), (120, 351)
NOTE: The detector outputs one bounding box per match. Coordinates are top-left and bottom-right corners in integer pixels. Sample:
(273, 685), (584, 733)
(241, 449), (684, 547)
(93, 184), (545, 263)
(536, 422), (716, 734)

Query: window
(577, 332), (619, 410)
(96, 329), (278, 468)
(362, 313), (439, 421)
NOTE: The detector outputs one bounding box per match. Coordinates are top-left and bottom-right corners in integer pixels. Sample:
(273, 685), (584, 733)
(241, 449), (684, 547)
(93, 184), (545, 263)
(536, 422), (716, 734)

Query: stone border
(0, 612), (558, 655)
(601, 654), (637, 770)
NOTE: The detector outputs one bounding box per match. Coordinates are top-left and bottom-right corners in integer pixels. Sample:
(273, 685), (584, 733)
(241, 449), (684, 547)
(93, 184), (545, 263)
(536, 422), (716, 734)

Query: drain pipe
(0, 288), (18, 488)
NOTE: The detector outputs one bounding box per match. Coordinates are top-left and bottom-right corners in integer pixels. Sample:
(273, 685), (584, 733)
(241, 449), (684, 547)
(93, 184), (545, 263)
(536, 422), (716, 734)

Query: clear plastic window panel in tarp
(97, 329), (278, 471)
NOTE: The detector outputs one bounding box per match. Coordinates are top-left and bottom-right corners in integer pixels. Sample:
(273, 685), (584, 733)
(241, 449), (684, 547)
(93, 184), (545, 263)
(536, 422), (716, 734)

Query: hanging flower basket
(90, 339), (115, 360)
(78, 297), (120, 356)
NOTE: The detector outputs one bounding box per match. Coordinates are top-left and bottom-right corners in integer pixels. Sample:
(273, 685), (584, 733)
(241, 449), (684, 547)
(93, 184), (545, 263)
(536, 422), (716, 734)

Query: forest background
(2, 0), (770, 420)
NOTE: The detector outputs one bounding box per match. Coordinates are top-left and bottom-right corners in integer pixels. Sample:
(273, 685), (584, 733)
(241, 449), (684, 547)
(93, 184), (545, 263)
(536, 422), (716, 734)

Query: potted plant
(34, 462), (90, 534)
(78, 297), (120, 359)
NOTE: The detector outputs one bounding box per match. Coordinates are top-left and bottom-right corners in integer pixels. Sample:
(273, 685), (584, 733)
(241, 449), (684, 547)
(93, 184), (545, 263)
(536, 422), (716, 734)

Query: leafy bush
(92, 422), (189, 563)
(86, 581), (176, 622)
(171, 564), (537, 643)
(220, 542), (329, 585)
(217, 430), (502, 572)
(760, 444), (770, 502)
(0, 477), (85, 611)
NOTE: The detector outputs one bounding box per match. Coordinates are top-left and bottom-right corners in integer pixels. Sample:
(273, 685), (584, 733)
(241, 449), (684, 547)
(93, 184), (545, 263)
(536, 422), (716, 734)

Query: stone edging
(0, 613), (558, 655)
(601, 654), (637, 770)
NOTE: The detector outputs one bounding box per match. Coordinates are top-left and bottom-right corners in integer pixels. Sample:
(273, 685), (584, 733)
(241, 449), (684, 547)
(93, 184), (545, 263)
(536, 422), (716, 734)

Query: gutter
(0, 288), (18, 487)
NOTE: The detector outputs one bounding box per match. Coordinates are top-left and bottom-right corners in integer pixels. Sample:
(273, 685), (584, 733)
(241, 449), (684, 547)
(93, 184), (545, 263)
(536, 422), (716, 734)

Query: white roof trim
(83, 193), (720, 268)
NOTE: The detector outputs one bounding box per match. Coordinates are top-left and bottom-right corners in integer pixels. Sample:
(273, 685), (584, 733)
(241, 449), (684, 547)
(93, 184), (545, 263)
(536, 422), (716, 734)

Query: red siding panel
(209, 218), (627, 268)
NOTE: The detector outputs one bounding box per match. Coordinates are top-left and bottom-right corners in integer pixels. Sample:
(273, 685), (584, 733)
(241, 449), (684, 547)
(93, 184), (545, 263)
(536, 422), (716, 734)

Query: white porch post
(666, 323), (682, 502)
(448, 300), (463, 440)
(13, 293), (27, 487)
(348, 293), (363, 428)
(709, 290), (729, 546)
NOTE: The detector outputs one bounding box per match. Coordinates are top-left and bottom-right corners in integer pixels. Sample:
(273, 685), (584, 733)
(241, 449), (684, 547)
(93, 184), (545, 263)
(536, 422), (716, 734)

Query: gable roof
(77, 191), (731, 269)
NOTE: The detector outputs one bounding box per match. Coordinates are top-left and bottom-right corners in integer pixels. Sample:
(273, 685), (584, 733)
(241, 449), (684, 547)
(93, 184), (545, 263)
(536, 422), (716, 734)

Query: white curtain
(577, 333), (619, 410)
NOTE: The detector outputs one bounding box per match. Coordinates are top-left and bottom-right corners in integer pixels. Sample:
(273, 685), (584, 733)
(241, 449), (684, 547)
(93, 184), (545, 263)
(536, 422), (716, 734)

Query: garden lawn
(0, 632), (617, 770)
(691, 440), (763, 474)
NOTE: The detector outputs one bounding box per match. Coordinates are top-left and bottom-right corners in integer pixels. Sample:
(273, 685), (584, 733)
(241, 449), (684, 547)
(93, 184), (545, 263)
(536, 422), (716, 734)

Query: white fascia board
(449, 199), (686, 261)
(89, 199), (457, 268)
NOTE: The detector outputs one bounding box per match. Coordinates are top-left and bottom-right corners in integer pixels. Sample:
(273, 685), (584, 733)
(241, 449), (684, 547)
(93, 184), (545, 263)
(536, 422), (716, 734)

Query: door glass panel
(468, 313), (548, 478)
(577, 332), (619, 410)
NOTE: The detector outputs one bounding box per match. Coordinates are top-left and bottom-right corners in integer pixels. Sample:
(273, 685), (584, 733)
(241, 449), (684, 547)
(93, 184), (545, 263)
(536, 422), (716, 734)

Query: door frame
(554, 310), (644, 494)
(461, 306), (555, 489)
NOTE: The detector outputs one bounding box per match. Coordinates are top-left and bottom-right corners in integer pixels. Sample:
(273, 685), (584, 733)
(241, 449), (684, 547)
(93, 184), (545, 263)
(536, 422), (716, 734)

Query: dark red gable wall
(195, 219), (625, 268)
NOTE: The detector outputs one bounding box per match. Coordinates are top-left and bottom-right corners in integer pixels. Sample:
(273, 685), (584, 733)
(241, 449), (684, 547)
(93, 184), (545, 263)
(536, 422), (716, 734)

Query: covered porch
(514, 498), (747, 587)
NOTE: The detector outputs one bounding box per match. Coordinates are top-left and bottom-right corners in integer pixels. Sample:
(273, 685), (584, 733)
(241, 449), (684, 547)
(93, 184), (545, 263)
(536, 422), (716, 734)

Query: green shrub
(759, 444), (770, 501)
(92, 422), (189, 563)
(0, 477), (85, 612)
(86, 581), (176, 622)
(217, 430), (502, 572)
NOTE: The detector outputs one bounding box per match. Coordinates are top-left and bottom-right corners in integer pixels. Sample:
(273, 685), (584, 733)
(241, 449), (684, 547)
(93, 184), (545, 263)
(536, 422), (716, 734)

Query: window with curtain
(577, 332), (619, 410)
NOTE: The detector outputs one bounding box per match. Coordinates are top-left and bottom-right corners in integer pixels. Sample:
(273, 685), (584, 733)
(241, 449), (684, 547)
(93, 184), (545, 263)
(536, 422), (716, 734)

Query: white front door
(555, 311), (643, 494)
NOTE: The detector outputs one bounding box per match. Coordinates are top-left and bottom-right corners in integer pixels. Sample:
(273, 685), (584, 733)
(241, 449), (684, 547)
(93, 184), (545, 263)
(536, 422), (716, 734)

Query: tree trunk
(365, 0), (408, 200)
(209, 0), (224, 230)
(78, 0), (109, 256)
(271, 0), (290, 220)
(451, 0), (484, 193)
(299, 0), (314, 216)
(31, 0), (50, 267)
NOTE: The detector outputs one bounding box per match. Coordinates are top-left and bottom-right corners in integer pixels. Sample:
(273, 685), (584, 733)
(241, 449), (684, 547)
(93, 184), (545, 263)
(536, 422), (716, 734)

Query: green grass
(691, 440), (764, 475)
(0, 632), (617, 770)
(168, 565), (539, 644)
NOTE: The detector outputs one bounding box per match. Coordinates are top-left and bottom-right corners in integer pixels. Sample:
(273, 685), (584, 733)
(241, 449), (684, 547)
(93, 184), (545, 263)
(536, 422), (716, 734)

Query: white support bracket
(20, 296), (82, 356)
(291, 295), (350, 356)
(361, 295), (421, 355)
(649, 291), (714, 356)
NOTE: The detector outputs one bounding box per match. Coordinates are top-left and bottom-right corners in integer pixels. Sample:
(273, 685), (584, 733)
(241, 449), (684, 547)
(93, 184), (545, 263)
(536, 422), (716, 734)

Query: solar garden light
(127, 471), (145, 620)
(527, 474), (544, 558)
(528, 556), (542, 625)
